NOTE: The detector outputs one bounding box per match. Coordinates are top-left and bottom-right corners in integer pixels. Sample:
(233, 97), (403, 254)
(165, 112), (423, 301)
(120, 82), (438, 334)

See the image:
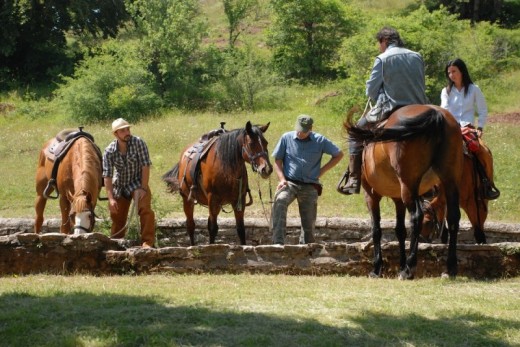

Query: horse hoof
(398, 270), (414, 281)
(368, 272), (380, 279)
(441, 272), (456, 280)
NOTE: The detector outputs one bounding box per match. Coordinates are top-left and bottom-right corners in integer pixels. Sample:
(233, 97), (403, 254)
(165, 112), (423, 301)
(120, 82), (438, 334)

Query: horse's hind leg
(444, 183), (461, 278)
(208, 196), (220, 244)
(234, 208), (246, 245)
(182, 197), (196, 246)
(392, 198), (407, 272)
(366, 193), (383, 277)
(401, 195), (423, 280)
(34, 186), (48, 234)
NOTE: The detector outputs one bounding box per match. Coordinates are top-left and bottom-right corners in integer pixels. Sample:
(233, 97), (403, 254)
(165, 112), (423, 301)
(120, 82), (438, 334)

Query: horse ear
(258, 122), (270, 133)
(246, 121), (253, 134)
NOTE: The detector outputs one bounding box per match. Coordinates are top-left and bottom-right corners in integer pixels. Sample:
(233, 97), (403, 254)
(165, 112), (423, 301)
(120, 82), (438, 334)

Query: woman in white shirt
(440, 58), (499, 200)
(440, 58), (488, 136)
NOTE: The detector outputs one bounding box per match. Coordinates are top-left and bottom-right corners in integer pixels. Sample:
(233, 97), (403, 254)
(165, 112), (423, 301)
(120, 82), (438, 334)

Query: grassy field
(1, 274), (519, 347)
(1, 82), (520, 225)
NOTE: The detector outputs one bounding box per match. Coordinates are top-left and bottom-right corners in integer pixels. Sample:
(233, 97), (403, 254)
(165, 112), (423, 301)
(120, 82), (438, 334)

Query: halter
(241, 134), (268, 173)
(69, 205), (96, 234)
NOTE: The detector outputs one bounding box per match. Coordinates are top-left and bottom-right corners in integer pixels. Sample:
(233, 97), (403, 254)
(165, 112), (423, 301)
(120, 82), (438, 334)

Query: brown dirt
(488, 112), (520, 124)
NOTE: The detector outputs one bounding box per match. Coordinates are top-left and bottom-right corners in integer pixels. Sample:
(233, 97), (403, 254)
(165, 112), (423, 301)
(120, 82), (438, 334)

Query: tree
(222, 0), (258, 49)
(268, 0), (358, 80)
(0, 0), (129, 84)
(126, 0), (206, 105)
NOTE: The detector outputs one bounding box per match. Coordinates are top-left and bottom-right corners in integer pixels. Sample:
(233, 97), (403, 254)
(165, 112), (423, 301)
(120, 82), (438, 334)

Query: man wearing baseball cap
(102, 118), (156, 247)
(270, 114), (344, 244)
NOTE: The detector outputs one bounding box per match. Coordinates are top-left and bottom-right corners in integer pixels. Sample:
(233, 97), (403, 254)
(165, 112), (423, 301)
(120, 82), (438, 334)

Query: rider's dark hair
(445, 58), (474, 97)
(376, 27), (404, 47)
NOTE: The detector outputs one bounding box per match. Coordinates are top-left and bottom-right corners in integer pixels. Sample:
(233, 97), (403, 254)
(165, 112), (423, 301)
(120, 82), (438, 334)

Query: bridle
(241, 133), (269, 173)
(69, 205), (96, 233)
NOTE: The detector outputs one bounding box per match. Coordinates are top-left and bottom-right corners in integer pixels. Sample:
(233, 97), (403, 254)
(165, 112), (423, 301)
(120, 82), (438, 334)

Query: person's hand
(108, 198), (118, 213)
(135, 187), (147, 201)
(276, 180), (288, 191)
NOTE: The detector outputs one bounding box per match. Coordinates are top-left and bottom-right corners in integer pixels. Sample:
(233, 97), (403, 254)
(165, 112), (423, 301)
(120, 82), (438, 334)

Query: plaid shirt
(102, 136), (152, 199)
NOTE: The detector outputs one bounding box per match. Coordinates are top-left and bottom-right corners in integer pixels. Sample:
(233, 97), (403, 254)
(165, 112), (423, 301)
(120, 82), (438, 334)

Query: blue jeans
(271, 181), (318, 244)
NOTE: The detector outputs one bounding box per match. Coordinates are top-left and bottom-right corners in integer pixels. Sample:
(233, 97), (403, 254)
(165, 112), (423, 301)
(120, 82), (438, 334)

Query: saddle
(182, 123), (227, 202)
(43, 127), (101, 199)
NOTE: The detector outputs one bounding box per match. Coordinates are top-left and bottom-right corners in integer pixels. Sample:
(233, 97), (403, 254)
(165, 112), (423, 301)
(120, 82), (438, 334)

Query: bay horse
(35, 130), (103, 234)
(344, 105), (463, 279)
(422, 138), (496, 244)
(163, 121), (272, 245)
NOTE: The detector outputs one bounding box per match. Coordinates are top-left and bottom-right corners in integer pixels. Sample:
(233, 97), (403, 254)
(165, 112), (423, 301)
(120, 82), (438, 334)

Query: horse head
(242, 121), (273, 178)
(69, 190), (96, 234)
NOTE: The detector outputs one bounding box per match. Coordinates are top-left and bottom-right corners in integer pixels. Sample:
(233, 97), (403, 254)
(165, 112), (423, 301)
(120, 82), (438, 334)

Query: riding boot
(338, 154), (362, 195)
(474, 157), (500, 200)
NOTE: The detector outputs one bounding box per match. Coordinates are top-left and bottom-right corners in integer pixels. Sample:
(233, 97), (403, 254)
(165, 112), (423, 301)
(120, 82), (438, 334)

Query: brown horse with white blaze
(163, 121), (272, 245)
(344, 105), (464, 279)
(35, 132), (103, 234)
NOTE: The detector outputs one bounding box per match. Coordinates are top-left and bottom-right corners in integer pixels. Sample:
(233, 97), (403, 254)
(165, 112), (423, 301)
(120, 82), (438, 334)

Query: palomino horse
(422, 138), (496, 244)
(35, 130), (103, 234)
(344, 105), (463, 279)
(163, 121), (272, 245)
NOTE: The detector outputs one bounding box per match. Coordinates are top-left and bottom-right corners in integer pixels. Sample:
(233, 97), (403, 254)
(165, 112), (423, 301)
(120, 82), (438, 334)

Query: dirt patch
(488, 112), (520, 124)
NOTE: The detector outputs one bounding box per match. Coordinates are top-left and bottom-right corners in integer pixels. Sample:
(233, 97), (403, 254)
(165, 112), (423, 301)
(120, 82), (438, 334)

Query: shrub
(56, 40), (162, 123)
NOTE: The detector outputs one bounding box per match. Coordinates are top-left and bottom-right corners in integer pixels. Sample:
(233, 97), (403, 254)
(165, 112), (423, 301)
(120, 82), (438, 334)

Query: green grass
(1, 82), (520, 224)
(0, 274), (519, 347)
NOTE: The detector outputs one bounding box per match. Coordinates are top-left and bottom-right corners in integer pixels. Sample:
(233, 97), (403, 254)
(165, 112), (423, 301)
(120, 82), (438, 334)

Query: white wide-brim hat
(112, 118), (131, 133)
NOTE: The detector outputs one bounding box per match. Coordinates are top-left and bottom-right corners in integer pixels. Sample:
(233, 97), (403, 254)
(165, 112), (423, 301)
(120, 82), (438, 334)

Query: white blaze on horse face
(74, 211), (91, 234)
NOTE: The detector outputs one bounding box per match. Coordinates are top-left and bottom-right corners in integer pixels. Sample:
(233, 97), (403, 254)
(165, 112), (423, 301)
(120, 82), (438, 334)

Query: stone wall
(2, 217), (520, 246)
(1, 218), (519, 279)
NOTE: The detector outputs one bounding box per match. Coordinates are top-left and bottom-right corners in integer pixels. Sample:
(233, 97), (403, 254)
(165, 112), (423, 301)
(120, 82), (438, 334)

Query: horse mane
(345, 108), (446, 144)
(70, 138), (102, 213)
(215, 126), (264, 173)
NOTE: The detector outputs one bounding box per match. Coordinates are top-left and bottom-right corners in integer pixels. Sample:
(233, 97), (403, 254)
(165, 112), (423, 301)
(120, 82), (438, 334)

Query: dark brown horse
(422, 138), (496, 244)
(163, 121), (272, 245)
(344, 105), (463, 279)
(35, 131), (103, 234)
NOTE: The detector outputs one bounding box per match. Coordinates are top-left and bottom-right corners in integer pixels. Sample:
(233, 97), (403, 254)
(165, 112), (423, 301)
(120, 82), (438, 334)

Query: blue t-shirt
(272, 131), (341, 184)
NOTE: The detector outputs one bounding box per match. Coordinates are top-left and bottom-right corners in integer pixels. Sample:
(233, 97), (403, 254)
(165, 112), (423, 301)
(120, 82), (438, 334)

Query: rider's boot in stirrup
(338, 154), (362, 195)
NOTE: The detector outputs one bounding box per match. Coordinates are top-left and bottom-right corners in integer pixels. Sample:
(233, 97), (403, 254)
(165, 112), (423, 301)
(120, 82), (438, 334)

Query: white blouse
(440, 83), (488, 129)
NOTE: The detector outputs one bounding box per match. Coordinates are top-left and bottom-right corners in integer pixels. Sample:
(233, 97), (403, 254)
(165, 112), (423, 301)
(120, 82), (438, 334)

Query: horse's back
(362, 104), (462, 198)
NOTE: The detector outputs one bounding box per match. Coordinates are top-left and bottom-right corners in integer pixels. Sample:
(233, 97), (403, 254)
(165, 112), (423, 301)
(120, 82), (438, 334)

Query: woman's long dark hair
(445, 58), (473, 97)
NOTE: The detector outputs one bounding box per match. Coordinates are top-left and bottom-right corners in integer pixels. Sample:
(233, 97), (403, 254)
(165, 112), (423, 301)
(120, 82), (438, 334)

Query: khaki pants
(110, 186), (156, 246)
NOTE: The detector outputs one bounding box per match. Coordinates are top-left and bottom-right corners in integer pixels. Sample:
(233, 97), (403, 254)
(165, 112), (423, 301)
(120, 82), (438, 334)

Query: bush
(56, 40), (162, 123)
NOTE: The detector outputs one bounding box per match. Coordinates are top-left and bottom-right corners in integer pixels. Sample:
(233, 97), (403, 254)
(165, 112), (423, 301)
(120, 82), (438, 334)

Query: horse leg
(401, 192), (423, 280)
(366, 193), (383, 278)
(208, 197), (220, 244)
(392, 198), (407, 272)
(34, 186), (48, 234)
(59, 195), (72, 234)
(444, 185), (461, 278)
(182, 197), (196, 246)
(234, 208), (246, 245)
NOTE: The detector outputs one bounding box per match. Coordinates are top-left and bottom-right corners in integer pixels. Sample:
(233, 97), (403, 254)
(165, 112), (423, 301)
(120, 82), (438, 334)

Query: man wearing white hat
(102, 118), (156, 247)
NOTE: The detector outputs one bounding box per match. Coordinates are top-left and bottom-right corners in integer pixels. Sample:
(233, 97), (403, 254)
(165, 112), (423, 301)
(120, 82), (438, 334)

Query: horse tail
(345, 107), (445, 144)
(162, 163), (180, 193)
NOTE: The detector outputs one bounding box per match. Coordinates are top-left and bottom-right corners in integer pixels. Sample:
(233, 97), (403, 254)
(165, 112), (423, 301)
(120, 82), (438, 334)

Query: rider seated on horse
(338, 26), (429, 195)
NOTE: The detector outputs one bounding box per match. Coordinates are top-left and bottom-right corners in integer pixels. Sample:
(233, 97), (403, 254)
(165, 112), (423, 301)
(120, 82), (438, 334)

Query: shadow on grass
(0, 292), (517, 346)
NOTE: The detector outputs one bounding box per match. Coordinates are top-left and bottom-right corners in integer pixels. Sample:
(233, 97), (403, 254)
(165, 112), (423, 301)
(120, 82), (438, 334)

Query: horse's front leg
(234, 208), (246, 245)
(401, 197), (423, 280)
(59, 195), (72, 234)
(182, 196), (196, 246)
(392, 198), (407, 272)
(366, 193), (383, 278)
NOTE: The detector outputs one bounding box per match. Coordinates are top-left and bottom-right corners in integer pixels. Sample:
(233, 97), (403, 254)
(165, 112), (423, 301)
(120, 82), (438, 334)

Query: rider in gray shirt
(339, 26), (428, 195)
